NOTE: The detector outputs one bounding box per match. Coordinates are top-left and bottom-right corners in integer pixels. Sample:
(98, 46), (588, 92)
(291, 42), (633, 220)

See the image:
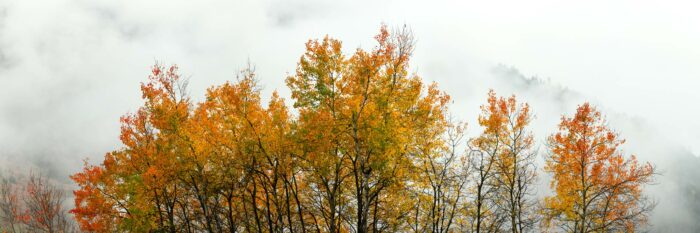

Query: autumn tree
(487, 91), (538, 233)
(194, 67), (305, 232)
(0, 172), (74, 233)
(23, 173), (74, 232)
(0, 176), (23, 233)
(408, 118), (470, 233)
(468, 92), (504, 233)
(286, 33), (350, 233)
(287, 25), (450, 233)
(466, 91), (539, 233)
(71, 64), (192, 232)
(543, 103), (656, 233)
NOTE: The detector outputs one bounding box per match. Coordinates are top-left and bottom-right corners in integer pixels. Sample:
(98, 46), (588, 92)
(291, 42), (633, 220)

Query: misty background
(0, 0), (698, 231)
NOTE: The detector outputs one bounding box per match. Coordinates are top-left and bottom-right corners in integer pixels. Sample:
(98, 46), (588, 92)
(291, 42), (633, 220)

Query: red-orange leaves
(543, 103), (655, 233)
(70, 161), (118, 232)
(0, 173), (73, 232)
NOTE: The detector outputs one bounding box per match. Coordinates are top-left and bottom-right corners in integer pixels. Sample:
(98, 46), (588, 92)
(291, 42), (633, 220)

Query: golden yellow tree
(286, 34), (350, 233)
(409, 118), (469, 233)
(287, 25), (450, 233)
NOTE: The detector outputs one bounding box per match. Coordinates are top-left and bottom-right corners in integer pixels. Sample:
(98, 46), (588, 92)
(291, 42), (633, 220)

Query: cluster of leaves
(70, 26), (656, 233)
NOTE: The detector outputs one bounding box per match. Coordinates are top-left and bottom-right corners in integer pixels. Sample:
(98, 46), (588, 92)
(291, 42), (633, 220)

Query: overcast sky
(0, 1), (699, 228)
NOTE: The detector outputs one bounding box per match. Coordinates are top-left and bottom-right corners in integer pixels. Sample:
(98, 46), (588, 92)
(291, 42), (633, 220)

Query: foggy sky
(0, 0), (699, 231)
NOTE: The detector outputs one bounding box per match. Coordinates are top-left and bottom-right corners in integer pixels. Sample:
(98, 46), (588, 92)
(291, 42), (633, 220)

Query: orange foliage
(67, 27), (657, 233)
(543, 103), (655, 233)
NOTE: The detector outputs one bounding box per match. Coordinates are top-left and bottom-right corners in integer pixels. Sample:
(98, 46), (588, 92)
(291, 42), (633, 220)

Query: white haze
(0, 0), (698, 231)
